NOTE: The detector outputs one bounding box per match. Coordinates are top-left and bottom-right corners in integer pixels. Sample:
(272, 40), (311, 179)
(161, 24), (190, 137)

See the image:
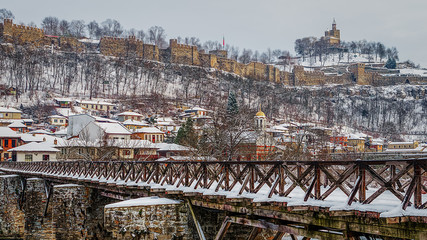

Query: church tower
(324, 18), (340, 46)
(254, 107), (266, 132)
(332, 18), (337, 31)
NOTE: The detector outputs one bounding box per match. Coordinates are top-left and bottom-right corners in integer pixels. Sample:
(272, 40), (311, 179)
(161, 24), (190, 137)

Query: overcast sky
(3, 0), (427, 67)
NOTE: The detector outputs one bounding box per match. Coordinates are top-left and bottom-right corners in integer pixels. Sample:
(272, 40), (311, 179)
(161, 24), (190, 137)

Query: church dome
(255, 111), (266, 117)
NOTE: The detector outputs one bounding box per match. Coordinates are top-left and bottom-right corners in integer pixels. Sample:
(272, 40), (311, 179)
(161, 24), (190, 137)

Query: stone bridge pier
(0, 175), (117, 240)
(0, 174), (277, 240)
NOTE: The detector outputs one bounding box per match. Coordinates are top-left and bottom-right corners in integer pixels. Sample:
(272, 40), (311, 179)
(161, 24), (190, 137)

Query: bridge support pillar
(50, 184), (91, 240)
(104, 196), (189, 239)
(0, 175), (25, 238)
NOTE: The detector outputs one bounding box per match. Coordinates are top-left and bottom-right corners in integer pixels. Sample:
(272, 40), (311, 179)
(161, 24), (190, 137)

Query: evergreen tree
(385, 58), (396, 69)
(174, 118), (197, 147)
(174, 123), (187, 145)
(226, 91), (239, 116)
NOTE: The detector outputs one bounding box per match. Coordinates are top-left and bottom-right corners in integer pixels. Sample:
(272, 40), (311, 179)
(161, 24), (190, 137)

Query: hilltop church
(323, 19), (341, 46)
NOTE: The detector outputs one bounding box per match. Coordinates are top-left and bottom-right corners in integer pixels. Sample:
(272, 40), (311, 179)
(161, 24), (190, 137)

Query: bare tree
(148, 26), (167, 48)
(42, 16), (59, 35)
(87, 21), (100, 39)
(69, 20), (86, 38)
(0, 8), (14, 21)
(59, 20), (70, 36)
(137, 30), (146, 41)
(239, 49), (253, 64)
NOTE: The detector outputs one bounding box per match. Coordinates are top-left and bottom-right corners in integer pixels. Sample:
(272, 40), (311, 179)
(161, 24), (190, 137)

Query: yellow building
(388, 141), (419, 150)
(324, 19), (340, 46)
(347, 135), (365, 152)
(0, 107), (21, 119)
(78, 100), (115, 111)
(49, 115), (68, 127)
(132, 127), (165, 143)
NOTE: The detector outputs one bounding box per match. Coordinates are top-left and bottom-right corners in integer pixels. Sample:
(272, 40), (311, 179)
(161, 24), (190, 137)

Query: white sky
(3, 0), (427, 67)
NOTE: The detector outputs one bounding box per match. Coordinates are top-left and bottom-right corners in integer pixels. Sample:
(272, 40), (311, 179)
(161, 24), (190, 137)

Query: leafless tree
(0, 8), (14, 21)
(69, 20), (86, 38)
(87, 21), (100, 39)
(148, 26), (167, 48)
(42, 16), (59, 35)
(58, 20), (70, 36)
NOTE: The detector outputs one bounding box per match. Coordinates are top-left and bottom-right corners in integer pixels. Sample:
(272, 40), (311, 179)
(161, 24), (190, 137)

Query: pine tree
(226, 91), (239, 116)
(174, 123), (186, 145)
(174, 118), (197, 147)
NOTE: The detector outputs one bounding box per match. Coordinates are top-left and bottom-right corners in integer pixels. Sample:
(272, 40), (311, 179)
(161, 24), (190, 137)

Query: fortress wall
(1, 19), (44, 46)
(2, 24), (426, 87)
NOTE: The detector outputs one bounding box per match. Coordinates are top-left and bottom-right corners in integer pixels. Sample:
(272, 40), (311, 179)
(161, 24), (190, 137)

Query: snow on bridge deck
(0, 159), (426, 220)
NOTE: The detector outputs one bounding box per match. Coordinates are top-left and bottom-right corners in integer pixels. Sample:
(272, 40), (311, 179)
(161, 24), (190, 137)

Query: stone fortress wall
(1, 19), (427, 86)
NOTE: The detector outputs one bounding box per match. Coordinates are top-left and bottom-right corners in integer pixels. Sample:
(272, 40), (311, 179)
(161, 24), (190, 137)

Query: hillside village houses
(0, 98), (426, 163)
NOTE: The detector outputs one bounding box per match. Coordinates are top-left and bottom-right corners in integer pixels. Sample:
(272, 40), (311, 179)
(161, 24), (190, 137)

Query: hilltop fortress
(1, 19), (426, 86)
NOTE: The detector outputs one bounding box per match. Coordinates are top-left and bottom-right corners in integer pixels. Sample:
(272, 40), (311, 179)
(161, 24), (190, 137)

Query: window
(60, 120), (63, 123)
(4, 140), (8, 147)
(123, 150), (131, 156)
(54, 119), (58, 123)
(11, 140), (16, 148)
(42, 155), (49, 161)
(25, 154), (32, 162)
(4, 153), (8, 160)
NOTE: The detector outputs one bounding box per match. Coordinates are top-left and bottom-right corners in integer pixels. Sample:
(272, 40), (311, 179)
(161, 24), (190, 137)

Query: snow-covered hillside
(299, 52), (386, 67)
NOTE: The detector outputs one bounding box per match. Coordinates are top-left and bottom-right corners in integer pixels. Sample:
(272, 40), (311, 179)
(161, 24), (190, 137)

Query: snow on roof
(93, 116), (118, 123)
(78, 39), (100, 44)
(78, 100), (115, 106)
(49, 115), (67, 119)
(0, 127), (20, 138)
(22, 119), (34, 123)
(118, 111), (143, 117)
(134, 127), (164, 134)
(8, 121), (27, 128)
(154, 143), (190, 152)
(0, 107), (21, 113)
(156, 156), (216, 161)
(105, 196), (181, 209)
(28, 129), (52, 135)
(191, 107), (207, 111)
(18, 133), (66, 146)
(388, 141), (416, 145)
(156, 117), (174, 122)
(95, 122), (131, 135)
(55, 108), (73, 117)
(53, 128), (67, 135)
(8, 142), (59, 152)
(106, 139), (156, 149)
(54, 98), (73, 102)
(18, 133), (45, 142)
(123, 119), (149, 126)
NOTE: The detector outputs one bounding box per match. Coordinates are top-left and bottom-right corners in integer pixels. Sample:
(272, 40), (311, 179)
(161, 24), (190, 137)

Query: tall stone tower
(324, 18), (340, 46)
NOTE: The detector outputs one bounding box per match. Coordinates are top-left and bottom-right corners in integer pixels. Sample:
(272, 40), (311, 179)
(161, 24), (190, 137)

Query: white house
(80, 121), (131, 142)
(8, 142), (59, 162)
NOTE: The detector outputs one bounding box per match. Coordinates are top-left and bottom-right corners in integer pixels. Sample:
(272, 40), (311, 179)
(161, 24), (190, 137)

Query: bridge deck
(1, 159), (426, 239)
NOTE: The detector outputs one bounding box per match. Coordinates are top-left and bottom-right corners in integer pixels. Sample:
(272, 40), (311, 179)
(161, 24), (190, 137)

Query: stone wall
(104, 197), (189, 239)
(2, 19), (427, 87)
(1, 19), (44, 46)
(0, 177), (116, 240)
(0, 175), (25, 238)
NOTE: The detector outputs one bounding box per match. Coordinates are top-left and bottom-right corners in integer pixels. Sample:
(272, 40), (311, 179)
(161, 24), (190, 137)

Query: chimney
(54, 139), (58, 145)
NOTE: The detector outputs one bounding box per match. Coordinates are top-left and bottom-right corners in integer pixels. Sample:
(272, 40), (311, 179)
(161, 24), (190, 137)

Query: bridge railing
(0, 159), (426, 209)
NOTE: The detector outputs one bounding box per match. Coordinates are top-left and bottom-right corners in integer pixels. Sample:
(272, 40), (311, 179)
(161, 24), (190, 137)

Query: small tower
(332, 18), (336, 31)
(254, 107), (266, 132)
